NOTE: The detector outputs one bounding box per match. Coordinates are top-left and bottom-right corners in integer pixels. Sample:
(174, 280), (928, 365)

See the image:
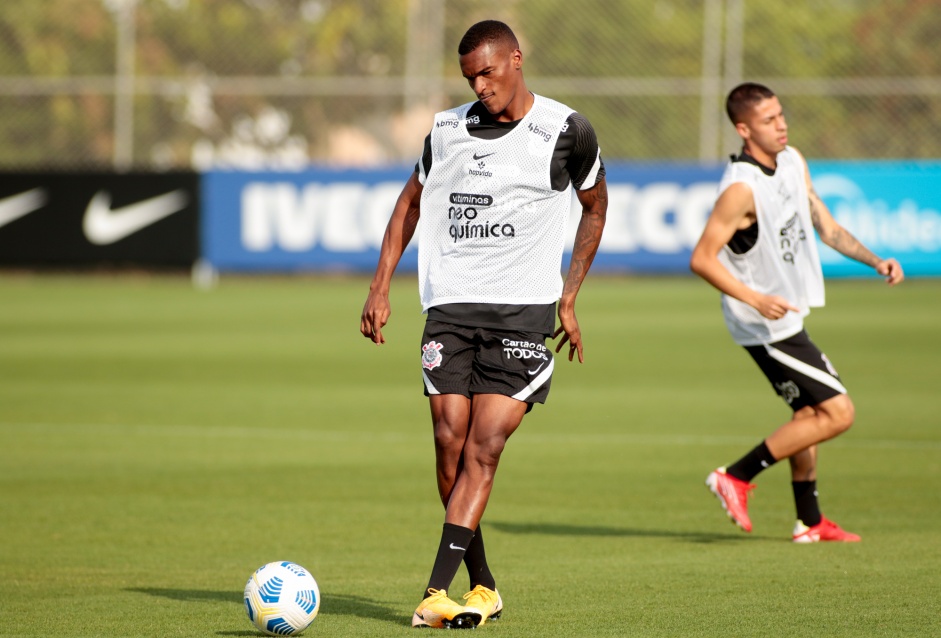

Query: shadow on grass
(127, 587), (408, 632)
(127, 587), (242, 604)
(316, 593), (407, 627)
(489, 521), (763, 543)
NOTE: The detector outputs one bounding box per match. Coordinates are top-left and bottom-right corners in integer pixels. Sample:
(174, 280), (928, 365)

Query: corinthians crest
(775, 380), (800, 405)
(422, 340), (444, 370)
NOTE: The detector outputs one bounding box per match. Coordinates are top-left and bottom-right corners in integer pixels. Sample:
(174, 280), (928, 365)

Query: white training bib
(417, 95), (575, 311)
(716, 147), (826, 345)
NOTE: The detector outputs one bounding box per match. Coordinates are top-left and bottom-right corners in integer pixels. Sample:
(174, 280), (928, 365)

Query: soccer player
(690, 83), (903, 542)
(360, 20), (607, 628)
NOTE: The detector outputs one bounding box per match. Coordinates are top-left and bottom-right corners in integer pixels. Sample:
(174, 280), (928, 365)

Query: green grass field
(1, 274), (938, 637)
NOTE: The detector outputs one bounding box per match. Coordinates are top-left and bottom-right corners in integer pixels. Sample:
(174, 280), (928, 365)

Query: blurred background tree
(0, 0), (939, 169)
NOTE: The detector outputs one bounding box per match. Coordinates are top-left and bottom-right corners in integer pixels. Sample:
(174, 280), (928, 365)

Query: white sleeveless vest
(716, 147), (825, 345)
(417, 95), (574, 311)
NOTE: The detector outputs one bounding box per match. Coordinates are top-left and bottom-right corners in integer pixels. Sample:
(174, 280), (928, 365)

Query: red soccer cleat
(792, 516), (861, 543)
(705, 467), (756, 532)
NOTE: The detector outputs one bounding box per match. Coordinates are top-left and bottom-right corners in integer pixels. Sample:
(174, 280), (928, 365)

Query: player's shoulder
(781, 145), (809, 170)
(717, 162), (757, 201)
(531, 93), (576, 120)
(784, 144), (805, 160)
(564, 111), (596, 136)
(721, 155), (761, 183)
(432, 101), (475, 123)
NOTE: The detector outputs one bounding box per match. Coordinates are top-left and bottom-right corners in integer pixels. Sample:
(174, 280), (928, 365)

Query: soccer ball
(243, 561), (320, 636)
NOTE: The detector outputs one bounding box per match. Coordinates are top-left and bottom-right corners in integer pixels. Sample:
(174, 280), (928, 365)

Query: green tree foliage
(0, 0), (938, 168)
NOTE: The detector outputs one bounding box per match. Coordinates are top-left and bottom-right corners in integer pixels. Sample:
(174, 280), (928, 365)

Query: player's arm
(360, 171), (423, 344)
(555, 175), (607, 363)
(796, 148), (904, 286)
(689, 182), (800, 319)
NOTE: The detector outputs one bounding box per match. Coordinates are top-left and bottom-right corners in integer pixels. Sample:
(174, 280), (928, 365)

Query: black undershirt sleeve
(552, 112), (605, 192)
(415, 132), (432, 177)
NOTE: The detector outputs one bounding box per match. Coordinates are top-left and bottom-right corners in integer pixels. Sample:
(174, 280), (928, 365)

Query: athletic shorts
(744, 330), (847, 411)
(420, 320), (554, 406)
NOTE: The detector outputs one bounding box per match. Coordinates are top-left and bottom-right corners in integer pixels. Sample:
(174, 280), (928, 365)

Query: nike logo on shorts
(527, 362), (546, 375)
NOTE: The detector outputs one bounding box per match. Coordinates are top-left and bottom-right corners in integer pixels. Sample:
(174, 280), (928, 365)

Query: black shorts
(420, 320), (554, 406)
(744, 330), (847, 411)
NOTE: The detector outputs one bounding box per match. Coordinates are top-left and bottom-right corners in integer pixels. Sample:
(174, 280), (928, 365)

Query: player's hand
(876, 258), (904, 286)
(360, 292), (390, 345)
(754, 294), (800, 320)
(552, 305), (584, 363)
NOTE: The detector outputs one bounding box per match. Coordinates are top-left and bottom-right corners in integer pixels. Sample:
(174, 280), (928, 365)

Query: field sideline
(1, 274), (938, 637)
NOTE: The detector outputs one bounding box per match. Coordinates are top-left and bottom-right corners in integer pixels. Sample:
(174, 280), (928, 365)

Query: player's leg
(766, 393), (854, 459)
(415, 395), (525, 628)
(787, 414), (818, 482)
(428, 394), (497, 604)
(707, 331), (850, 532)
(456, 328), (554, 624)
(430, 393), (471, 506)
(445, 394), (527, 530)
(414, 324), (483, 628)
(786, 407), (860, 543)
(448, 394), (523, 625)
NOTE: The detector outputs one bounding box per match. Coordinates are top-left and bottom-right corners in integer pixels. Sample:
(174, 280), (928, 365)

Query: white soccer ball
(243, 561), (321, 636)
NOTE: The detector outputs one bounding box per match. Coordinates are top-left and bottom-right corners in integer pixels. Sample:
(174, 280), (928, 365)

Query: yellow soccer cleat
(462, 585), (503, 626)
(412, 589), (481, 629)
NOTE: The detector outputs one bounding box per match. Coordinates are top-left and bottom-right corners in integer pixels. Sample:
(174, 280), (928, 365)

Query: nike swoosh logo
(0, 188), (47, 229)
(527, 362), (546, 376)
(472, 152), (495, 160)
(83, 190), (188, 245)
(449, 543), (466, 551)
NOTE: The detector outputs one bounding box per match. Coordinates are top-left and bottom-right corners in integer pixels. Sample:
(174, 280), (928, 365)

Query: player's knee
(468, 434), (508, 471)
(823, 394), (855, 435)
(432, 419), (465, 454)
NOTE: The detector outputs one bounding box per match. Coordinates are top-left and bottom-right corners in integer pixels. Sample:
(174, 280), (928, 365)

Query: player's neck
(494, 89), (534, 123)
(742, 143), (778, 170)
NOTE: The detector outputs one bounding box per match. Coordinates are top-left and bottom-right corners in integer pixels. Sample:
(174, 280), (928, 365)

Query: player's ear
(512, 48), (522, 70)
(735, 121), (750, 140)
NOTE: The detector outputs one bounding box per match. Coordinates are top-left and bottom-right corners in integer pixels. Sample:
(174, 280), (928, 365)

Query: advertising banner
(810, 162), (941, 277)
(203, 168), (410, 272)
(202, 162), (941, 276)
(0, 172), (199, 267)
(202, 164), (725, 274)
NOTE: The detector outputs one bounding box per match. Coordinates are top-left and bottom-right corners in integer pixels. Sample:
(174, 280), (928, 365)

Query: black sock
(424, 523), (475, 597)
(726, 441), (777, 482)
(792, 480), (822, 527)
(462, 525), (496, 591)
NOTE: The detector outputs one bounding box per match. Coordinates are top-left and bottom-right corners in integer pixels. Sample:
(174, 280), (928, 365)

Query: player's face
(740, 96), (788, 157)
(459, 42), (523, 120)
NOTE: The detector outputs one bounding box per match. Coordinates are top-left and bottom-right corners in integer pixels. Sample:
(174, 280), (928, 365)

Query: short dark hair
(458, 20), (519, 56)
(726, 83), (776, 124)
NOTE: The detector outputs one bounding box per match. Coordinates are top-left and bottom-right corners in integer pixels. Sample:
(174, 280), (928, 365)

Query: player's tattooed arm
(808, 186), (881, 268)
(564, 177), (607, 299)
(554, 177), (607, 363)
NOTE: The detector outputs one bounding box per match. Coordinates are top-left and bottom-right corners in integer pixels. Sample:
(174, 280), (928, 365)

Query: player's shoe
(411, 589), (481, 629)
(462, 585), (503, 626)
(792, 516), (861, 543)
(705, 467), (756, 532)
